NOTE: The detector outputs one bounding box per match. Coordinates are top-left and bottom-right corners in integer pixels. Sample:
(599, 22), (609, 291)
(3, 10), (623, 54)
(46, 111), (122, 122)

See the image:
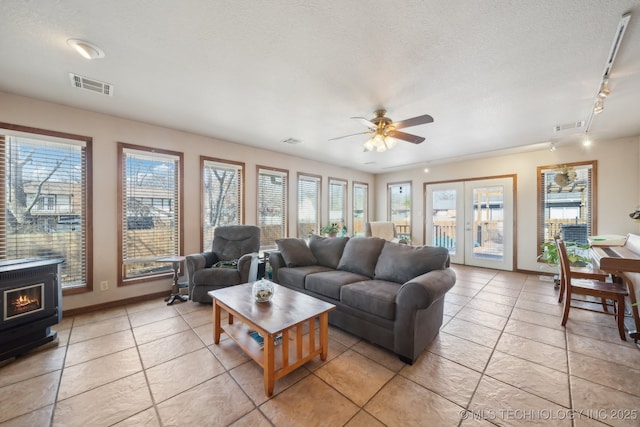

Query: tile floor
(1, 265), (640, 426)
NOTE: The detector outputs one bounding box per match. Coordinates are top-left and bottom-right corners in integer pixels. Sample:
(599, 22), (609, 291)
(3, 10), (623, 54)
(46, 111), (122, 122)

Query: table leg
(213, 302), (221, 344)
(166, 261), (187, 305)
(319, 312), (329, 361)
(264, 333), (275, 396)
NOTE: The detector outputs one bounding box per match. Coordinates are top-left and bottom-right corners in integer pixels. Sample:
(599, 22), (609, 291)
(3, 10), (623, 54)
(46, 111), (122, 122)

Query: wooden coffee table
(209, 282), (335, 396)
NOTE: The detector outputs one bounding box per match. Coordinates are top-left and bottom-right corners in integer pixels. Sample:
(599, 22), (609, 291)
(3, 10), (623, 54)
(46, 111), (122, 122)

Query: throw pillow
(276, 238), (317, 267)
(337, 236), (385, 278)
(309, 234), (349, 269)
(374, 242), (449, 284)
(213, 259), (238, 269)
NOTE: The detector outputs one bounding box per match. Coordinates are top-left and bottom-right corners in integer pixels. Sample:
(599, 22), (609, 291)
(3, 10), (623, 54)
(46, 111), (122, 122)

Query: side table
(157, 255), (188, 305)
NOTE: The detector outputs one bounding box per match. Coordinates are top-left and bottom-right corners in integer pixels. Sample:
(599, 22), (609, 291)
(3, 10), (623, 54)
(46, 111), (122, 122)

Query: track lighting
(549, 142), (557, 152)
(598, 79), (611, 98)
(593, 98), (604, 115)
(583, 133), (592, 147)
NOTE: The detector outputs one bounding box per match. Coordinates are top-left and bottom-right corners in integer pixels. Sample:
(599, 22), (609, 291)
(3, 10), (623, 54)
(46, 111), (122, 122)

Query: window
(328, 177), (347, 230)
(388, 181), (412, 240)
(257, 166), (288, 251)
(118, 143), (183, 284)
(537, 161), (596, 255)
(201, 157), (244, 250)
(0, 123), (92, 293)
(352, 181), (368, 236)
(297, 173), (321, 238)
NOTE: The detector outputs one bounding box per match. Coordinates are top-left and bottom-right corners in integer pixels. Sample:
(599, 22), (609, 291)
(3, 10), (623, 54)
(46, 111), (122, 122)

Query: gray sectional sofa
(268, 235), (456, 364)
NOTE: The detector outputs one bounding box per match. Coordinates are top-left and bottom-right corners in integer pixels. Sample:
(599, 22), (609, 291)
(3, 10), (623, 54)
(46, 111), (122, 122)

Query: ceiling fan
(329, 109), (434, 152)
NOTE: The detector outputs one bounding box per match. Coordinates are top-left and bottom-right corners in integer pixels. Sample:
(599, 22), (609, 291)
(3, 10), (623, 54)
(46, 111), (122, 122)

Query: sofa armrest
(185, 251), (218, 296)
(394, 268), (456, 361)
(237, 253), (257, 283)
(268, 251), (286, 283)
(396, 268), (456, 310)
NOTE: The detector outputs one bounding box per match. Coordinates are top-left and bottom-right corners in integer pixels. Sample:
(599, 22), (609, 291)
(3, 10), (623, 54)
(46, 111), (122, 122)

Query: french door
(425, 177), (514, 270)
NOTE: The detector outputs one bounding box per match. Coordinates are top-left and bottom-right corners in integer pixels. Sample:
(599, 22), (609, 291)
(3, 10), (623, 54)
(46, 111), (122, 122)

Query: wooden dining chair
(553, 234), (608, 307)
(556, 239), (628, 340)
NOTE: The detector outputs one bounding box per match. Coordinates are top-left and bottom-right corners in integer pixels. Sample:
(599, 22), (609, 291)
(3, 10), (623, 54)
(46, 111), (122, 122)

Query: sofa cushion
(374, 242), (449, 284)
(309, 235), (349, 269)
(276, 238), (317, 267)
(337, 236), (385, 278)
(305, 270), (370, 300)
(340, 280), (401, 321)
(276, 265), (333, 290)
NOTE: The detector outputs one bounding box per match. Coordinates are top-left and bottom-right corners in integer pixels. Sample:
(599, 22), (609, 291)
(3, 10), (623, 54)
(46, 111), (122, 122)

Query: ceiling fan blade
(351, 116), (377, 130)
(328, 131), (371, 141)
(387, 130), (425, 144)
(391, 114), (434, 129)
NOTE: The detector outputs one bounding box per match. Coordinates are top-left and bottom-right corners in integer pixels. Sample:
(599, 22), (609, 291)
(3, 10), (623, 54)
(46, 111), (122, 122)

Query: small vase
(253, 279), (274, 302)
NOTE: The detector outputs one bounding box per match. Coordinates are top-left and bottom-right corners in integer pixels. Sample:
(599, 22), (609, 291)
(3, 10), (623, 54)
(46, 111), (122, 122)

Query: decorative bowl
(253, 279), (274, 302)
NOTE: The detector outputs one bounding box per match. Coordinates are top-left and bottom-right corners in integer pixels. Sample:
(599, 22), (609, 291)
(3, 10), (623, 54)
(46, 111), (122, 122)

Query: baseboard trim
(62, 291), (169, 317)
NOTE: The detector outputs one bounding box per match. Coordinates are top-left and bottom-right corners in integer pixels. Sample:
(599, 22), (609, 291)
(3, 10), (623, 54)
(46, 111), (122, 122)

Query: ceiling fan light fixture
(372, 134), (387, 152)
(363, 138), (375, 152)
(67, 39), (105, 60)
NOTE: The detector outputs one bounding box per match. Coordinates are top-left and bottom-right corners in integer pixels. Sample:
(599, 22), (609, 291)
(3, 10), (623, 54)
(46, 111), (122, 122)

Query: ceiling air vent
(69, 73), (113, 96)
(553, 120), (585, 133)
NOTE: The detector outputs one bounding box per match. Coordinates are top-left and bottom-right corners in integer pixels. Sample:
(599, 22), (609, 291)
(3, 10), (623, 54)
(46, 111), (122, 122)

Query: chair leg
(561, 289), (571, 326)
(616, 296), (627, 341)
(601, 297), (609, 313)
(558, 276), (565, 303)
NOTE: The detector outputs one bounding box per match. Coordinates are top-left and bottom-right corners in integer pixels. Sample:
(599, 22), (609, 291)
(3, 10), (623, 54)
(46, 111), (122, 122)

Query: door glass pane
(352, 182), (368, 236)
(388, 182), (411, 240)
(431, 189), (457, 255)
(471, 185), (504, 260)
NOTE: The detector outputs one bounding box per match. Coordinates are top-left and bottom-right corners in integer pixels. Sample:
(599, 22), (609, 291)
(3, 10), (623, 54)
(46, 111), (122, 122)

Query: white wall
(376, 136), (640, 273)
(0, 91), (374, 310)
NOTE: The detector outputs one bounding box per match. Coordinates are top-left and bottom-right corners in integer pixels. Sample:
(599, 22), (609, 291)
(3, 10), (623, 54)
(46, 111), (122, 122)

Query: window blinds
(257, 167), (287, 250)
(202, 158), (243, 249)
(297, 174), (320, 238)
(120, 146), (181, 281)
(1, 134), (89, 290)
(328, 178), (347, 228)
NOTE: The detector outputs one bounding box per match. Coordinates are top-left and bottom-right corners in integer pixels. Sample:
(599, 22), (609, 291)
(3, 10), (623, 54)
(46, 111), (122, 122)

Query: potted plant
(539, 240), (591, 285)
(320, 223), (340, 237)
(538, 240), (591, 267)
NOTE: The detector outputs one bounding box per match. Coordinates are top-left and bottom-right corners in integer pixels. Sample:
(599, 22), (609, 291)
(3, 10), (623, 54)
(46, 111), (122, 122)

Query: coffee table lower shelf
(210, 285), (334, 396)
(223, 321), (322, 375)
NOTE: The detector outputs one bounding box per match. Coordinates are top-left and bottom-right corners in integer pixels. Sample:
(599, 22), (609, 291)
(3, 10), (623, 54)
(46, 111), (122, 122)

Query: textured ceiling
(1, 1), (639, 173)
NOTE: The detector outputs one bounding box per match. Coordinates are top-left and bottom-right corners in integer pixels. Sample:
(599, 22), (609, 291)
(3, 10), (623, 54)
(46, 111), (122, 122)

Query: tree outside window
(202, 157), (244, 249)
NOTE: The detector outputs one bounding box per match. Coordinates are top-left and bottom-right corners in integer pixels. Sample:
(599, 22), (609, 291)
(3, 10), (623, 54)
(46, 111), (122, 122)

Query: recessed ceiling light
(67, 39), (105, 60)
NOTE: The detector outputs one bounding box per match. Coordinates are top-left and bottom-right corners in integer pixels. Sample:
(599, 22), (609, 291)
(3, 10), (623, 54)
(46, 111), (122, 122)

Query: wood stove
(0, 258), (63, 361)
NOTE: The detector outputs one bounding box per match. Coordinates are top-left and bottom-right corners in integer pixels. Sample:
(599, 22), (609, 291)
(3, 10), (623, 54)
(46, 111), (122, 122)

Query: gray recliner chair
(185, 225), (260, 303)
